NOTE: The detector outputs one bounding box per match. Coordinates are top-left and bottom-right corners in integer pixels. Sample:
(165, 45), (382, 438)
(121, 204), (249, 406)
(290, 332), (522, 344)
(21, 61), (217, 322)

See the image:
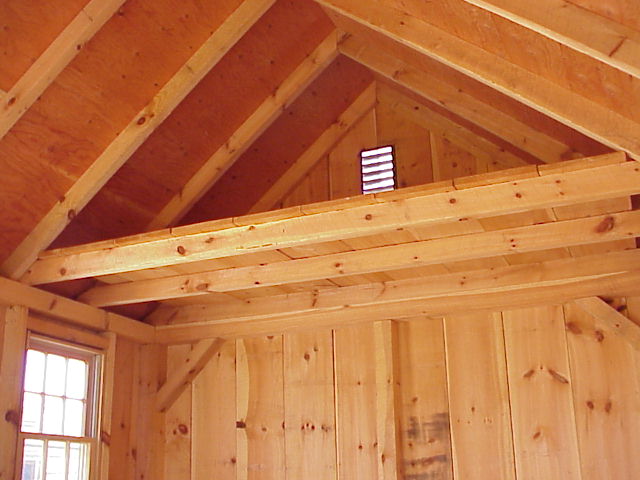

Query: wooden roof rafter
(315, 0), (640, 160)
(250, 81), (377, 213)
(461, 0), (640, 80)
(0, 0), (127, 141)
(147, 29), (344, 231)
(341, 35), (573, 164)
(0, 0), (277, 280)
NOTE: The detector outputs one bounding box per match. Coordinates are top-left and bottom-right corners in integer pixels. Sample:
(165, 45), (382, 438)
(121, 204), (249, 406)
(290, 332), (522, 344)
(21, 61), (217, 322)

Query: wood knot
(137, 116), (146, 125)
(236, 421), (246, 429)
(303, 352), (310, 361)
(605, 400), (612, 413)
(566, 322), (582, 335)
(586, 400), (594, 410)
(7, 96), (16, 106)
(364, 214), (373, 220)
(4, 409), (20, 427)
(523, 369), (535, 379)
(449, 198), (457, 204)
(177, 424), (189, 435)
(594, 330), (605, 342)
(176, 245), (187, 255)
(515, 192), (522, 198)
(595, 216), (615, 233)
(67, 209), (76, 220)
(195, 283), (209, 291)
(59, 267), (67, 276)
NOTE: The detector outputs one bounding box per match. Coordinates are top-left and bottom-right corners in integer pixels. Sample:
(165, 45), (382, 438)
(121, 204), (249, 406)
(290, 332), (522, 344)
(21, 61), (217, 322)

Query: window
(360, 145), (397, 194)
(19, 336), (101, 480)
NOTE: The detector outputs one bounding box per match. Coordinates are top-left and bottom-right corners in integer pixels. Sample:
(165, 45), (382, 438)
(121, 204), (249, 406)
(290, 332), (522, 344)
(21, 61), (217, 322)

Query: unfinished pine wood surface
(156, 338), (224, 413)
(80, 209), (640, 306)
(284, 329), (337, 479)
(98, 333), (116, 480)
(147, 29), (341, 230)
(0, 306), (27, 480)
(503, 306), (582, 479)
(163, 344), (192, 479)
(461, 0), (640, 79)
(564, 302), (640, 478)
(396, 317), (453, 479)
(344, 35), (569, 163)
(0, 275), (153, 343)
(192, 341), (237, 480)
(250, 81), (376, 213)
(574, 297), (640, 351)
(25, 153), (637, 284)
(236, 336), (285, 479)
(157, 249), (640, 328)
(0, 0), (275, 280)
(0, 0), (126, 140)
(334, 323), (379, 478)
(109, 337), (141, 479)
(318, 0), (640, 158)
(444, 312), (516, 480)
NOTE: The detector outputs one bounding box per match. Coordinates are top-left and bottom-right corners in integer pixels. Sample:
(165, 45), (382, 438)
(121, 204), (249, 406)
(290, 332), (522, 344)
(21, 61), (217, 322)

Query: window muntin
(20, 336), (101, 480)
(360, 145), (397, 194)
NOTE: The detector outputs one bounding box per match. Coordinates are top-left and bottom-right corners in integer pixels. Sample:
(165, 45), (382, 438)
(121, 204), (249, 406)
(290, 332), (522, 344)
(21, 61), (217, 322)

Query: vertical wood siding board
(236, 339), (249, 480)
(331, 329), (341, 480)
(503, 306), (582, 479)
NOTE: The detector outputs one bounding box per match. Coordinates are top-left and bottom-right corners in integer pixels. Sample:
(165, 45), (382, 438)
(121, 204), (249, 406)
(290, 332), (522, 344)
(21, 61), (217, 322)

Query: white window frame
(17, 334), (103, 480)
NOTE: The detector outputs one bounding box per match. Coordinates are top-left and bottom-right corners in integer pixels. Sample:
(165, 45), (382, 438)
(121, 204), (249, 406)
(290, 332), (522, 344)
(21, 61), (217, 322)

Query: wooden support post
(98, 332), (116, 480)
(156, 338), (225, 413)
(0, 305), (28, 480)
(573, 297), (640, 352)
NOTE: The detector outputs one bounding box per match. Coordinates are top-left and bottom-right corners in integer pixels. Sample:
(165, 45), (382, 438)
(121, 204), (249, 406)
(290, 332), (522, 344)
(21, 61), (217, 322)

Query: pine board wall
(160, 303), (640, 480)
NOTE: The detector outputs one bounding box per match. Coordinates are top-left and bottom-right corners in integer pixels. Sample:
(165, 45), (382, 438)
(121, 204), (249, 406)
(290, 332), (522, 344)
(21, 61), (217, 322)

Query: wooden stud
(98, 332), (116, 480)
(0, 306), (27, 480)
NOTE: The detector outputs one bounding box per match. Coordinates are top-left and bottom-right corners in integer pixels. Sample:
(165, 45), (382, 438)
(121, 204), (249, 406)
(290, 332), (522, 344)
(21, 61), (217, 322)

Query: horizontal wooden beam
(154, 249), (640, 326)
(147, 30), (341, 230)
(0, 0), (126, 140)
(342, 35), (569, 163)
(0, 0), (276, 280)
(249, 81), (377, 213)
(156, 338), (224, 412)
(573, 297), (640, 352)
(0, 276), (153, 343)
(461, 0), (640, 79)
(81, 209), (640, 306)
(155, 269), (640, 343)
(23, 153), (636, 284)
(316, 0), (640, 159)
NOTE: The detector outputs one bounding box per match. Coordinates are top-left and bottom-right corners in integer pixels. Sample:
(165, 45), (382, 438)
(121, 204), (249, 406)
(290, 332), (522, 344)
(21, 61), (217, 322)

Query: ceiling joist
(21, 153), (635, 285)
(0, 0), (127, 141)
(315, 0), (640, 159)
(147, 29), (343, 231)
(0, 0), (276, 280)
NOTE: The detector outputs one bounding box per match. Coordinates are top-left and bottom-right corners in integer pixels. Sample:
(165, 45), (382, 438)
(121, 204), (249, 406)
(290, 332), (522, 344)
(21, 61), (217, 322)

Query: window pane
(65, 360), (87, 400)
(67, 443), (89, 480)
(24, 351), (46, 393)
(22, 439), (44, 480)
(45, 441), (66, 480)
(44, 355), (66, 396)
(22, 392), (43, 433)
(42, 396), (64, 435)
(63, 400), (85, 437)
